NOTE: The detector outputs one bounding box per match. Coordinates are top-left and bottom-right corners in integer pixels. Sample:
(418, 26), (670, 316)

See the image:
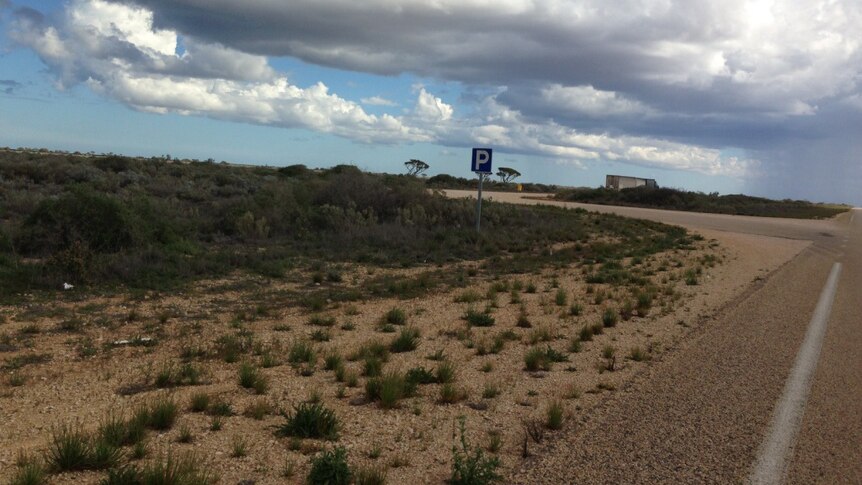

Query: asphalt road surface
(444, 191), (860, 484)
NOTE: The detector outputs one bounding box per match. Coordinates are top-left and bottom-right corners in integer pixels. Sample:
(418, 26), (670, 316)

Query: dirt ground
(0, 227), (808, 484)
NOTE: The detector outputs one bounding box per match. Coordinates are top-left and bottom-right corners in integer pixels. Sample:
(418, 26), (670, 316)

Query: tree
(496, 167), (521, 183)
(405, 159), (429, 176)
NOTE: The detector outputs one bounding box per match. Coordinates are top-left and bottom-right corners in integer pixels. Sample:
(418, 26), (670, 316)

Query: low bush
(277, 402), (340, 440)
(383, 307), (406, 325)
(146, 397), (179, 430)
(354, 465), (387, 485)
(436, 361), (457, 384)
(307, 447), (351, 485)
(450, 417), (501, 485)
(602, 308), (619, 327)
(463, 309), (495, 327)
(390, 327), (421, 353)
(288, 340), (316, 366)
(524, 346), (567, 372)
(365, 372), (416, 409)
(546, 400), (565, 430)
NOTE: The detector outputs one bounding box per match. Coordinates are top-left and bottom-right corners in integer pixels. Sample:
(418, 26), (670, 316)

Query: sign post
(471, 148), (493, 232)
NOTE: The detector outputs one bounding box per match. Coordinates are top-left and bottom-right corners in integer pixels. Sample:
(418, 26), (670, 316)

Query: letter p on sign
(472, 148), (493, 173)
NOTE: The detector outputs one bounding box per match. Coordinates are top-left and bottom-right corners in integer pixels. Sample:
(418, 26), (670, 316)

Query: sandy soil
(0, 222), (807, 484)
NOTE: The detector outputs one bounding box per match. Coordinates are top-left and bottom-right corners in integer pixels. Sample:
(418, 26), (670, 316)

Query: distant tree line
(425, 174), (556, 193)
(555, 186), (849, 219)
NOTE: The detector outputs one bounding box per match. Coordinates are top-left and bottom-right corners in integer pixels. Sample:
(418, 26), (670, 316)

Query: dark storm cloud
(110, 1), (859, 118)
(105, 1), (858, 143)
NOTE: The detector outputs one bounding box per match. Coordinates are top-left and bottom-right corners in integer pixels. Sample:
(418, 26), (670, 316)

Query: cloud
(540, 85), (654, 118)
(9, 0), (422, 142)
(10, 0), (758, 177)
(108, 0), (862, 119)
(0, 79), (22, 94)
(360, 96), (397, 107)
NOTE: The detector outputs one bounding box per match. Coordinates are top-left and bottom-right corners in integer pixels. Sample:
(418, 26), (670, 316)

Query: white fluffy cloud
(541, 85), (653, 117)
(113, 0), (862, 118)
(361, 96), (397, 107)
(9, 0), (765, 175)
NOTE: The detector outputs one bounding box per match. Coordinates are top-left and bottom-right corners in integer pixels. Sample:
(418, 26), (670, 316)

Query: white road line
(749, 262), (842, 485)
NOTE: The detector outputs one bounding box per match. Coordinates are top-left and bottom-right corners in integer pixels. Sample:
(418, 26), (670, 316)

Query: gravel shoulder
(511, 242), (827, 484)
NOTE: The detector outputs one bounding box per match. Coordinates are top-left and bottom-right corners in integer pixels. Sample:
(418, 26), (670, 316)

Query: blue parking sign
(471, 148), (493, 173)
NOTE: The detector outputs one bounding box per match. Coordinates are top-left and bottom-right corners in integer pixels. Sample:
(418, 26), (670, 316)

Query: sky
(1, 0), (860, 204)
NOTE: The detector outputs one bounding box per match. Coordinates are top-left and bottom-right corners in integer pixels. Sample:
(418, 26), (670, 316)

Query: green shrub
(277, 402), (339, 440)
(363, 356), (384, 377)
(436, 361), (456, 384)
(602, 345), (617, 371)
(324, 352), (343, 371)
(288, 340), (316, 366)
(101, 465), (141, 485)
(389, 327), (420, 353)
(354, 465), (387, 485)
(311, 329), (331, 342)
(365, 372), (416, 409)
(524, 347), (550, 372)
(238, 362), (268, 393)
(244, 398), (273, 420)
(405, 366), (437, 385)
(524, 346), (566, 372)
(307, 447), (351, 485)
(139, 452), (216, 485)
(685, 268), (699, 285)
(383, 307), (406, 325)
(308, 314), (336, 327)
(146, 397), (179, 430)
(177, 425), (193, 443)
(620, 300), (635, 320)
(206, 399), (233, 417)
(463, 309), (495, 327)
(454, 290), (482, 303)
(450, 417), (501, 485)
(20, 188), (138, 256)
(98, 413), (137, 448)
(89, 438), (123, 469)
(352, 341), (389, 362)
(516, 308), (531, 328)
(482, 382), (501, 399)
(554, 288), (567, 306)
(439, 383), (466, 404)
(46, 426), (92, 471)
(628, 346), (649, 362)
(10, 461), (45, 485)
(636, 292), (653, 314)
(602, 308), (619, 327)
(546, 400), (565, 430)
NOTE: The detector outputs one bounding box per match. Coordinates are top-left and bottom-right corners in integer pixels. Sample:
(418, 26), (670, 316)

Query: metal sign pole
(476, 173), (484, 232)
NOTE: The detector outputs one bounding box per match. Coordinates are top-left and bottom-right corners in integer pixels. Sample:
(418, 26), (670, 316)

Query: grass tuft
(277, 402), (340, 440)
(307, 447), (351, 485)
(389, 327), (421, 353)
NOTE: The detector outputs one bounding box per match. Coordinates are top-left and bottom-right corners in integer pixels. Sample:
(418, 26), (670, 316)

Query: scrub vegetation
(2, 149), (694, 300)
(0, 148), (726, 484)
(555, 186), (850, 219)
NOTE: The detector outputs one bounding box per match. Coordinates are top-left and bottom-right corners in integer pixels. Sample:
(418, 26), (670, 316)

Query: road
(444, 191), (860, 484)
